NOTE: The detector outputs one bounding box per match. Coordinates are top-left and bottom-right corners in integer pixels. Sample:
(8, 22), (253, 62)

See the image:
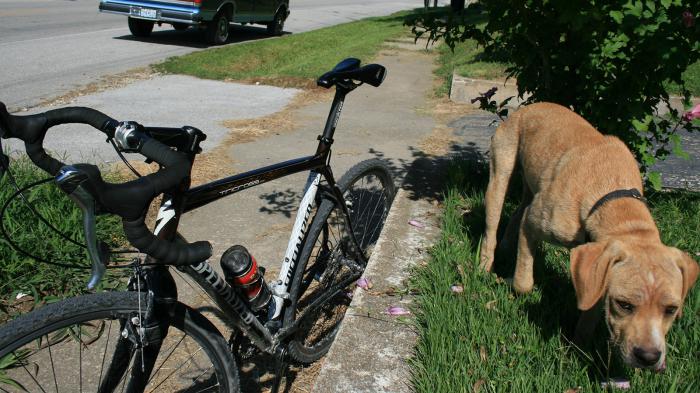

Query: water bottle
(220, 245), (276, 322)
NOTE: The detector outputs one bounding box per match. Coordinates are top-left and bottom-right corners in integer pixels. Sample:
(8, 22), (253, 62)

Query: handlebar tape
(123, 216), (212, 265)
(76, 139), (213, 265)
(0, 102), (212, 265)
(0, 103), (117, 175)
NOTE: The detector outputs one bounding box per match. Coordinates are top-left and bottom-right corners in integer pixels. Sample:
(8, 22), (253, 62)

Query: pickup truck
(99, 0), (290, 45)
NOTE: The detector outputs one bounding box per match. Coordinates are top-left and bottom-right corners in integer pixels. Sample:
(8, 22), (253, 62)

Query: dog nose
(633, 347), (661, 367)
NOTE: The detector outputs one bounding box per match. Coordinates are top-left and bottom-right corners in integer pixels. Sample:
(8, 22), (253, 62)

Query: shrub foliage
(408, 1), (700, 187)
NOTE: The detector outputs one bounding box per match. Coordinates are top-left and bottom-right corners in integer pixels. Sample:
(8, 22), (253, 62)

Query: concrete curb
(449, 72), (700, 115)
(449, 72), (525, 108)
(312, 186), (442, 392)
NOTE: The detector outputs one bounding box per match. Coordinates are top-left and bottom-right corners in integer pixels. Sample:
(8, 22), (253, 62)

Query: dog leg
(513, 206), (537, 293)
(480, 121), (519, 272)
(496, 183), (533, 263)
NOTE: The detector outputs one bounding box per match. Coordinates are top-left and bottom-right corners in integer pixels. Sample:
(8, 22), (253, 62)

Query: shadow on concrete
(114, 24), (280, 49)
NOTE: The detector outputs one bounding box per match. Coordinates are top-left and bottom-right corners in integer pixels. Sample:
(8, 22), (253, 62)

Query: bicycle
(0, 57), (395, 392)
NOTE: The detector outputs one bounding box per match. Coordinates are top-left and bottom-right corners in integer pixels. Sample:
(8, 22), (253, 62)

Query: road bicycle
(0, 57), (395, 392)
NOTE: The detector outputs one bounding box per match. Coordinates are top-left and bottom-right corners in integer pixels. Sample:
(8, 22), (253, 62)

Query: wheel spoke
(47, 335), (59, 393)
(20, 357), (48, 393)
(147, 334), (186, 385)
(147, 347), (205, 392)
(98, 320), (114, 390)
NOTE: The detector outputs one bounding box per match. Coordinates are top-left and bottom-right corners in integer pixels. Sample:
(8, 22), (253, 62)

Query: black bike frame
(139, 83), (360, 354)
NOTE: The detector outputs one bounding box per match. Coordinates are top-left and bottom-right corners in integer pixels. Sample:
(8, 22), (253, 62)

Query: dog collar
(587, 188), (646, 219)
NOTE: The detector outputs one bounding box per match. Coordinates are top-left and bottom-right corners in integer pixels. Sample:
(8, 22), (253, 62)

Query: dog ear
(672, 248), (699, 308)
(570, 240), (625, 311)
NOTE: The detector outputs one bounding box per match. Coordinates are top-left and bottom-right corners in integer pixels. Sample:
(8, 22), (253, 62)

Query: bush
(408, 1), (700, 188)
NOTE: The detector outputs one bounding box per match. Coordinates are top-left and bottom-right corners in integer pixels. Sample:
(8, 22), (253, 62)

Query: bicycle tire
(286, 159), (396, 364)
(0, 291), (239, 392)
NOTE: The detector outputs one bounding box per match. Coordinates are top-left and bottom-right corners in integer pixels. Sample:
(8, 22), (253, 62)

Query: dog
(479, 102), (699, 371)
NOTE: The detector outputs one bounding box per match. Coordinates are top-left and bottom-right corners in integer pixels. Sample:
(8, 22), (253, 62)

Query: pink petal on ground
(408, 220), (425, 228)
(683, 103), (700, 121)
(451, 285), (464, 293)
(344, 290), (354, 299)
(385, 306), (411, 316)
(356, 277), (372, 290)
(600, 378), (630, 390)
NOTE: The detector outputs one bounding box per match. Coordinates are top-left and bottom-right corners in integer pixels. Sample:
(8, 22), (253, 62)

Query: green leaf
(647, 171), (662, 190)
(609, 10), (624, 23)
(670, 134), (690, 160)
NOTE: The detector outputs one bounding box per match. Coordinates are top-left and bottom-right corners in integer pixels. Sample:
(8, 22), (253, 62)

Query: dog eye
(615, 300), (635, 313)
(664, 306), (678, 316)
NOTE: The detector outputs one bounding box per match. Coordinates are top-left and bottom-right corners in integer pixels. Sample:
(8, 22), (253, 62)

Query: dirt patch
(237, 77), (320, 90)
(419, 97), (477, 156)
(38, 67), (156, 109)
(219, 87), (332, 147)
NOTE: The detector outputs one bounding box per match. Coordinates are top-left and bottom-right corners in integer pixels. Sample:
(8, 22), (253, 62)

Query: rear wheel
(266, 8), (285, 36)
(286, 159), (395, 363)
(0, 291), (239, 392)
(128, 17), (154, 37)
(206, 11), (230, 45)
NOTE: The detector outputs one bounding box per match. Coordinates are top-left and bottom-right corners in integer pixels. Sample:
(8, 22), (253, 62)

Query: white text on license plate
(139, 8), (157, 19)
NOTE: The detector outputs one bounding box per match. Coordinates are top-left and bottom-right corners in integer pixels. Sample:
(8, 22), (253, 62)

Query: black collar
(587, 188), (646, 219)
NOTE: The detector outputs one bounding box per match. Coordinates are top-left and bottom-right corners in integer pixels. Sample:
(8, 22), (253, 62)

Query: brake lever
(55, 165), (110, 289)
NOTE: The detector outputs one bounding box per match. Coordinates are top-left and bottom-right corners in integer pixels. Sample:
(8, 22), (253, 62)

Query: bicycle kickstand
(270, 347), (288, 393)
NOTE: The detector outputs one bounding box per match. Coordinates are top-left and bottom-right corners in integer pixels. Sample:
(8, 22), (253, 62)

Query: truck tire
(266, 8), (285, 36)
(128, 17), (154, 37)
(206, 11), (230, 45)
(172, 23), (189, 31)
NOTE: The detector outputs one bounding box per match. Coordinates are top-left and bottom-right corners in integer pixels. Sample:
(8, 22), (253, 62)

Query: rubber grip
(123, 216), (212, 265)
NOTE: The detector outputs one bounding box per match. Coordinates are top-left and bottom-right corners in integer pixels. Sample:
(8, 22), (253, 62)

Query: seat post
(316, 85), (350, 155)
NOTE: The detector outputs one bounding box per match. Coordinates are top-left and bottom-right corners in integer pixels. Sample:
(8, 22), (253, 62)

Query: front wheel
(206, 12), (230, 45)
(128, 17), (154, 37)
(286, 159), (396, 363)
(0, 291), (239, 392)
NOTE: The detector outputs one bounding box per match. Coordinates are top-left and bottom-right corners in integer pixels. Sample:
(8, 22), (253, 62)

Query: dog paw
(512, 278), (534, 294)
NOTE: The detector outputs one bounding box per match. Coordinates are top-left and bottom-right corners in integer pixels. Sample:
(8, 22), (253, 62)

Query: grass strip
(155, 11), (417, 86)
(0, 157), (127, 319)
(409, 160), (700, 392)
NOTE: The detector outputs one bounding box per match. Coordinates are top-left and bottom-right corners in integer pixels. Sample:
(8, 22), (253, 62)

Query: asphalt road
(0, 0), (426, 112)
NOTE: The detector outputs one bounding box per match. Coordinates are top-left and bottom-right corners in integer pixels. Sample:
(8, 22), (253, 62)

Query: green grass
(0, 157), (127, 319)
(155, 11), (417, 85)
(409, 160), (700, 392)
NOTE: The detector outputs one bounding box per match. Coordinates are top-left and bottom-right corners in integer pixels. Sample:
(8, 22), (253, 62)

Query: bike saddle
(317, 58), (387, 89)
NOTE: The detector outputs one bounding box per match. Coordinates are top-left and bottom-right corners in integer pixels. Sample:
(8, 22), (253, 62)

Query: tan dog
(479, 102), (699, 371)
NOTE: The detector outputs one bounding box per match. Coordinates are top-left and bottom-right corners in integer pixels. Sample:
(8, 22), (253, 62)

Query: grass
(155, 11), (417, 86)
(0, 157), (127, 319)
(409, 160), (700, 392)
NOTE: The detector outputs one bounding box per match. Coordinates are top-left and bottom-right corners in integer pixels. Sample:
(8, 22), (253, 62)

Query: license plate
(132, 7), (157, 19)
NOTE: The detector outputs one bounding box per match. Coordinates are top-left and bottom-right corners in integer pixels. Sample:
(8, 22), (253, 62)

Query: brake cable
(0, 137), (146, 269)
